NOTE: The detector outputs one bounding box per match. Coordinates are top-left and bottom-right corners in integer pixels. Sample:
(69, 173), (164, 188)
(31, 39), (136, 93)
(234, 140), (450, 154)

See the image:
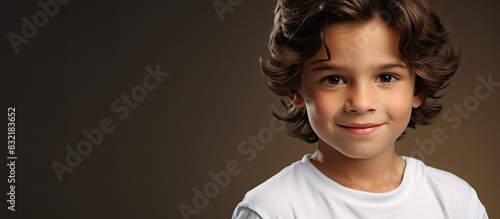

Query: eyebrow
(376, 63), (407, 71)
(311, 64), (347, 73)
(310, 63), (407, 73)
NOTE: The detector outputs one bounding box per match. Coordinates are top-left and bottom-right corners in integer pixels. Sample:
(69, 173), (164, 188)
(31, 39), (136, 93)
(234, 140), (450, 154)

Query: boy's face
(292, 18), (423, 159)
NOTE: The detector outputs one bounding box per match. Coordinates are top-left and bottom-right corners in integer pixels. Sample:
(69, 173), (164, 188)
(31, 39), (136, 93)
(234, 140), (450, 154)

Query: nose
(343, 83), (378, 114)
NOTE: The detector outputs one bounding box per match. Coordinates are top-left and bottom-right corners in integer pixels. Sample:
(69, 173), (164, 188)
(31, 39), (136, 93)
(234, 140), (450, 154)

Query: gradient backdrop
(1, 0), (499, 218)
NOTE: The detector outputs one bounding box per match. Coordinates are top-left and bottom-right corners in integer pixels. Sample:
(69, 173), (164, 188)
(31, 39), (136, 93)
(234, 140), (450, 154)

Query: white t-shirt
(232, 155), (488, 219)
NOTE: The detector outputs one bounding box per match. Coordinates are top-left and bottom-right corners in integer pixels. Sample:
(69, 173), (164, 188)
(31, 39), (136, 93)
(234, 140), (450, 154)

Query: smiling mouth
(338, 124), (383, 136)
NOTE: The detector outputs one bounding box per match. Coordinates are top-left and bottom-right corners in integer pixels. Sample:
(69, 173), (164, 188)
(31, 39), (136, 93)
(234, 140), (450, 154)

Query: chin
(330, 141), (393, 159)
(338, 150), (384, 159)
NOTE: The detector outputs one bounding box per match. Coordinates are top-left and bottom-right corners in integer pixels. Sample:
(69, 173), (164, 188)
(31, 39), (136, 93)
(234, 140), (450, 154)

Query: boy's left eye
(375, 74), (397, 83)
(321, 75), (346, 85)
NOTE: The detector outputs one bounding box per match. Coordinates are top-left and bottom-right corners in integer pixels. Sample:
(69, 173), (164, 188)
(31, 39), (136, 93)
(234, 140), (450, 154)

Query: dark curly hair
(261, 0), (460, 143)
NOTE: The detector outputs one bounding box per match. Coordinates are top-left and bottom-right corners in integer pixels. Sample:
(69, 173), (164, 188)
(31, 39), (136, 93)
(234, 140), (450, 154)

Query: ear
(412, 92), (424, 108)
(288, 89), (305, 108)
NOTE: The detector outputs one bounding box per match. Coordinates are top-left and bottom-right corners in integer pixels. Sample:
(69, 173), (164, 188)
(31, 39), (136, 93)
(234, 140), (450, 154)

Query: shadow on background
(1, 0), (499, 218)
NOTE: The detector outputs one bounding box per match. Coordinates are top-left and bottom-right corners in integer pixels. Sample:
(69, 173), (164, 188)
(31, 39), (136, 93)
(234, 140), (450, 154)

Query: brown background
(1, 0), (499, 218)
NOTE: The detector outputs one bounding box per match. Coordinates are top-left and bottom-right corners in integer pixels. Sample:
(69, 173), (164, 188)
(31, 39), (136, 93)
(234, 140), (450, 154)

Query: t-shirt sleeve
(477, 194), (489, 219)
(232, 206), (263, 219)
(481, 211), (489, 219)
(478, 199), (489, 219)
(468, 185), (489, 219)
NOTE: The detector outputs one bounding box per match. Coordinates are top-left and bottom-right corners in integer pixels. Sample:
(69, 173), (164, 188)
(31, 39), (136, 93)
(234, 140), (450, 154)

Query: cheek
(384, 92), (415, 121)
(304, 95), (338, 137)
(303, 90), (341, 123)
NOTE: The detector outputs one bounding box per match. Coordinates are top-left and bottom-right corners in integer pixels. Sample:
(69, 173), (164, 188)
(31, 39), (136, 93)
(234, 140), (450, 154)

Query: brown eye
(376, 74), (397, 83)
(322, 76), (346, 85)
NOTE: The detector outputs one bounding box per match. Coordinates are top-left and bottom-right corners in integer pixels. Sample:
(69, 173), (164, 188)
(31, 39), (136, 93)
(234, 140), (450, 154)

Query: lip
(338, 123), (383, 136)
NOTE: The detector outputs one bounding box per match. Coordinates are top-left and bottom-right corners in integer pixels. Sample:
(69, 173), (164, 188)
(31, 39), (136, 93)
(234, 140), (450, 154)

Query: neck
(310, 140), (405, 193)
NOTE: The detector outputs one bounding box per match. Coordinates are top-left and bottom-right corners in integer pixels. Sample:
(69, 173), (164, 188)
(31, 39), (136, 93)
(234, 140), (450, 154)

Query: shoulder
(405, 156), (487, 217)
(406, 156), (473, 191)
(235, 156), (312, 218)
(241, 160), (304, 205)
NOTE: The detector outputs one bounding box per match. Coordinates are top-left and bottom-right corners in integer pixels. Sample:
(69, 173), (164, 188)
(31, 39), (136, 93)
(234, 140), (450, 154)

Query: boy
(232, 0), (488, 218)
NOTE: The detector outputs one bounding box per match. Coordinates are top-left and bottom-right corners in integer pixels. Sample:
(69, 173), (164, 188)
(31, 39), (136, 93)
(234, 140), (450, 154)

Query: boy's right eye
(321, 75), (346, 85)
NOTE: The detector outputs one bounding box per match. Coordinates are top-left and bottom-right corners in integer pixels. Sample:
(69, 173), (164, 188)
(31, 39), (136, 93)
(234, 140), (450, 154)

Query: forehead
(306, 18), (403, 68)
